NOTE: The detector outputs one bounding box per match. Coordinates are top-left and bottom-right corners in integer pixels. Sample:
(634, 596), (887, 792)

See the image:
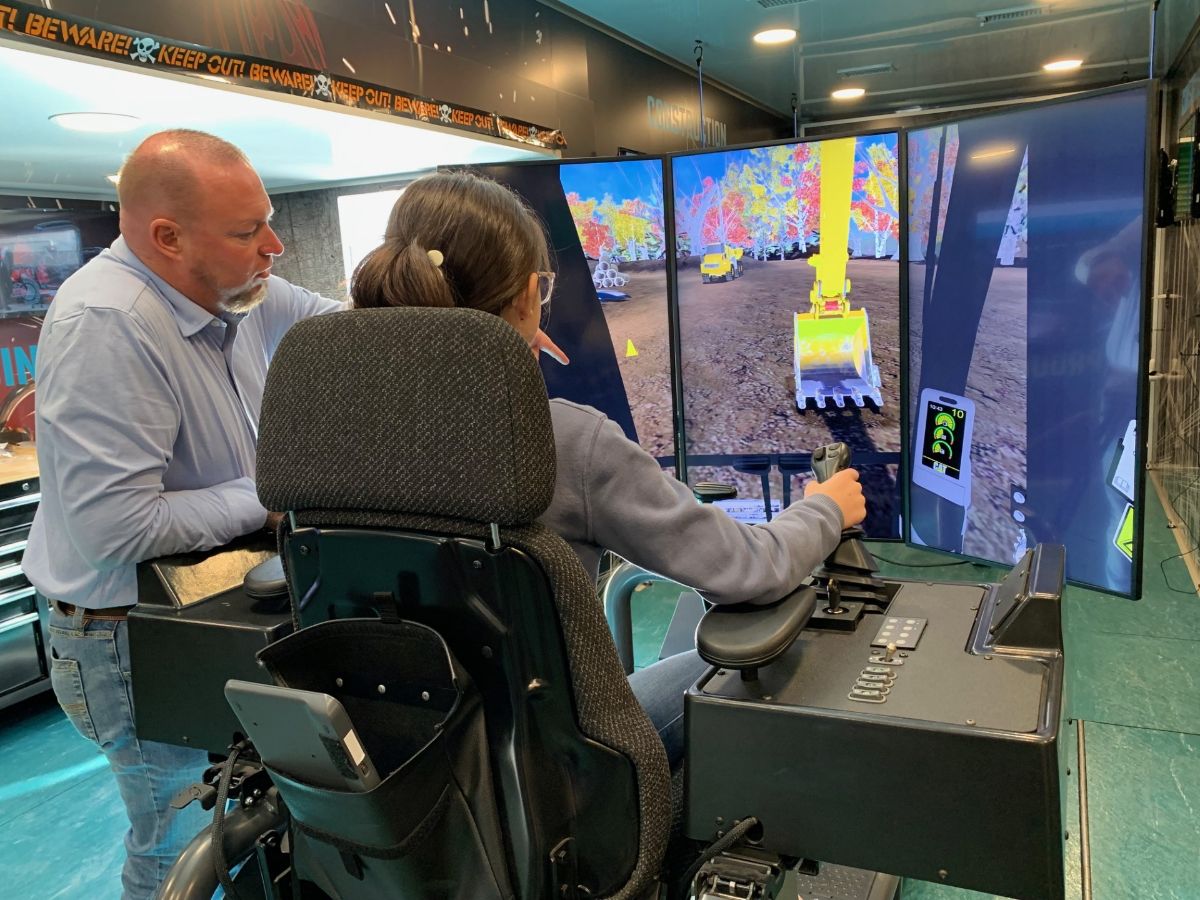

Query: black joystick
(811, 442), (852, 485)
(807, 443), (890, 626)
(824, 578), (846, 615)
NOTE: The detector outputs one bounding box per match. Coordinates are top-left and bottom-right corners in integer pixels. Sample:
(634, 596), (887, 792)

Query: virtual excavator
(793, 137), (883, 410)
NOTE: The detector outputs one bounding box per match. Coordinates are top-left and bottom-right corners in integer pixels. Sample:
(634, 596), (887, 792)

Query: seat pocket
(254, 617), (514, 899)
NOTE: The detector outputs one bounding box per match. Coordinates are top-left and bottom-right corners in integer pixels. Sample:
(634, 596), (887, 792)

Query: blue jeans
(628, 649), (711, 768)
(47, 604), (211, 900)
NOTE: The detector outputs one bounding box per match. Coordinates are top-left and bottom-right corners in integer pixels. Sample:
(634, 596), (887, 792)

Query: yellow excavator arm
(793, 138), (883, 409)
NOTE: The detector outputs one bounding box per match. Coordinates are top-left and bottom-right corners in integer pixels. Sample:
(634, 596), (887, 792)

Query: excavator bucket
(793, 137), (883, 410)
(793, 307), (882, 409)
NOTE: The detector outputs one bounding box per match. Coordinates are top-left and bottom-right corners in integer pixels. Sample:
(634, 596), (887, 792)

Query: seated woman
(351, 172), (865, 765)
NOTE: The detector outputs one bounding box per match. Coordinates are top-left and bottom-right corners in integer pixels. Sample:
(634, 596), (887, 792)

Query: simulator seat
(213, 307), (672, 899)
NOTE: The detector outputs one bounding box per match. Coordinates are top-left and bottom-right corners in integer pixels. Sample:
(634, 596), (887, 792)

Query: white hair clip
(427, 249), (444, 267)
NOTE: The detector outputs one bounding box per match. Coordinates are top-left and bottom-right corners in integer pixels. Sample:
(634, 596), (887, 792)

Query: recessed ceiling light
(836, 63), (895, 77)
(753, 28), (797, 45)
(1043, 58), (1083, 72)
(49, 112), (140, 133)
(831, 87), (866, 100)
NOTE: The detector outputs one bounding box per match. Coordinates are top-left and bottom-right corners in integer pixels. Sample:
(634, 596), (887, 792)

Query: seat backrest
(255, 308), (669, 899)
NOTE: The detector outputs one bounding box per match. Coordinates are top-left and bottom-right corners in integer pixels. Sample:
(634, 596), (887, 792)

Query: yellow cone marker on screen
(626, 339), (638, 358)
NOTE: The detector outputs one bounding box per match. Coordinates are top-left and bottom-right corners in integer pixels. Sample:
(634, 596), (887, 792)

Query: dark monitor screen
(670, 134), (902, 533)
(906, 85), (1149, 595)
(465, 159), (675, 470)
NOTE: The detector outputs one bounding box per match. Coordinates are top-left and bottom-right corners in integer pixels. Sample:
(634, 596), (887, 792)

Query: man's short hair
(117, 129), (252, 220)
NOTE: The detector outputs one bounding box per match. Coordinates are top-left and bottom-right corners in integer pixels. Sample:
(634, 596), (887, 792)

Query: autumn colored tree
(793, 150), (821, 247)
(907, 132), (938, 256)
(935, 127), (960, 255)
(579, 219), (612, 260)
(611, 198), (654, 260)
(566, 192), (611, 258)
(675, 141), (829, 258)
(675, 170), (720, 256)
(850, 139), (900, 257)
(998, 148), (1028, 265)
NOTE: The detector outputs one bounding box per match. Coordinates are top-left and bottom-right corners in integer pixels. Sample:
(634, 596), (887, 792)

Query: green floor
(630, 486), (1200, 898)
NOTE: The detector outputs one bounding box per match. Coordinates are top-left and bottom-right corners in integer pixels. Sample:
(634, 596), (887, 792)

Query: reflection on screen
(906, 86), (1149, 595)
(671, 133), (902, 536)
(461, 159), (675, 470)
(0, 204), (119, 454)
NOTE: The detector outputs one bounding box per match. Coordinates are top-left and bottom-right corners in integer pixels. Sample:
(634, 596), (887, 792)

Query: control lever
(169, 756), (268, 811)
(823, 578), (846, 615)
(811, 442), (852, 484)
(807, 443), (890, 623)
(170, 780), (219, 812)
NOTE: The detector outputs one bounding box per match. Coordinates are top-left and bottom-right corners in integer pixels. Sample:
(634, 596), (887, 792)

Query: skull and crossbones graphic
(438, 103), (453, 124)
(129, 37), (160, 64)
(314, 74), (333, 99)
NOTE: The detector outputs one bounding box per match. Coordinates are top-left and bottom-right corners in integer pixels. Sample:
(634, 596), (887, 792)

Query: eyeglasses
(536, 271), (556, 306)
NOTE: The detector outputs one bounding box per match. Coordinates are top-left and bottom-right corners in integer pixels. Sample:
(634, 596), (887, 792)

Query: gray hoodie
(540, 399), (845, 605)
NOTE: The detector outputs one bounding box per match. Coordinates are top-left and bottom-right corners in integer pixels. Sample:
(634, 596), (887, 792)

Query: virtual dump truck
(700, 243), (743, 283)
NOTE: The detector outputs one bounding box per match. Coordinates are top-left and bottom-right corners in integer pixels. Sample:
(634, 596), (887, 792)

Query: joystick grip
(811, 442), (852, 484)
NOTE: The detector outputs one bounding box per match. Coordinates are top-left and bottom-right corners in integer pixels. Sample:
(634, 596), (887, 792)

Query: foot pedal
(692, 849), (787, 899)
(793, 861), (900, 899)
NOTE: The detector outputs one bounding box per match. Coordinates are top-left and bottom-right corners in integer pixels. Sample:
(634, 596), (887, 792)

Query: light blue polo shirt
(23, 237), (343, 608)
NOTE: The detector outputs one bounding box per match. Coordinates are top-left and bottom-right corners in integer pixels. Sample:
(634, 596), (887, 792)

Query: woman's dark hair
(351, 171), (550, 315)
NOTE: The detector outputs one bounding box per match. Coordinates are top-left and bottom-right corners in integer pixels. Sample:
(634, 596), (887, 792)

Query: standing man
(22, 130), (344, 899)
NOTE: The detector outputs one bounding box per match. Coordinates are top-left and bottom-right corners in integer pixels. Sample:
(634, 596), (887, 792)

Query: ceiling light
(897, 106), (924, 114)
(831, 87), (866, 101)
(49, 112), (140, 133)
(836, 63), (895, 78)
(1043, 58), (1083, 72)
(106, 174), (120, 184)
(977, 5), (1045, 26)
(753, 28), (797, 45)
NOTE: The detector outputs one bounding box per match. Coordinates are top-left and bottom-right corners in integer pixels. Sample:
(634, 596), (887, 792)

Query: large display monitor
(907, 85), (1151, 595)
(670, 133), (902, 534)
(465, 158), (675, 470)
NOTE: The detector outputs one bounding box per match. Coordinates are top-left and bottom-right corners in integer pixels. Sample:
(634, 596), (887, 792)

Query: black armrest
(696, 587), (816, 671)
(244, 554), (289, 610)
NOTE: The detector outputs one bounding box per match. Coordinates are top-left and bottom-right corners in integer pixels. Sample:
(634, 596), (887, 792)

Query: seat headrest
(257, 307), (556, 526)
